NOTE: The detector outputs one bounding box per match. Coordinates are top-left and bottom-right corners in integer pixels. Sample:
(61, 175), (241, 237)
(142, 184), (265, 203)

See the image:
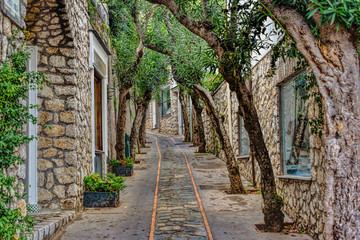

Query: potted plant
(110, 158), (134, 176)
(83, 173), (126, 207)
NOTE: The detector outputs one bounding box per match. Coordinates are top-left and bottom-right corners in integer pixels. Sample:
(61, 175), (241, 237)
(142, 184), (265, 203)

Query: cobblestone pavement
(56, 131), (311, 240)
(153, 135), (209, 240)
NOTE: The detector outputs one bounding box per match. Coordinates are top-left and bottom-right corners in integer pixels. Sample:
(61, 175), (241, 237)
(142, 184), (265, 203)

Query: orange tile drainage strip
(149, 137), (162, 240)
(148, 136), (214, 240)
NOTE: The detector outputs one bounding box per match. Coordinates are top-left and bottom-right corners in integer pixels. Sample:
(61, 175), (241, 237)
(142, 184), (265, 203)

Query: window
(161, 86), (171, 117)
(238, 116), (250, 157)
(280, 73), (310, 177)
(1, 0), (22, 27)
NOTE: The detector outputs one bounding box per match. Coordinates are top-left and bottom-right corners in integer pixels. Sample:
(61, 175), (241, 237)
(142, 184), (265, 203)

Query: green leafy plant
(307, 0), (360, 33)
(88, 0), (98, 25)
(109, 158), (134, 167)
(0, 37), (45, 239)
(83, 173), (126, 193)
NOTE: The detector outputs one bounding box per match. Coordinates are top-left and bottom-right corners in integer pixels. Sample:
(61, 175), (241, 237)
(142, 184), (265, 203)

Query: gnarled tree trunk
(139, 103), (149, 148)
(115, 89), (129, 160)
(130, 100), (147, 158)
(179, 88), (191, 142)
(260, 2), (360, 237)
(107, 61), (117, 160)
(190, 90), (206, 153)
(194, 84), (245, 194)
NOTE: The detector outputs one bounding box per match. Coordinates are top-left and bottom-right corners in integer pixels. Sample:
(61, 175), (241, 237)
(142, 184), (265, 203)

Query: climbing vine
(0, 38), (45, 239)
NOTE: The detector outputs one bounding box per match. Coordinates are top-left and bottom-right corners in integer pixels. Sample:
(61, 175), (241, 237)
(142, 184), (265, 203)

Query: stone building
(146, 76), (182, 135)
(0, 0), (113, 216)
(23, 0), (113, 212)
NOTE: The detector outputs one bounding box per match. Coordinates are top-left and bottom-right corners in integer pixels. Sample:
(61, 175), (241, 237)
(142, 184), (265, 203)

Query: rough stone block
(44, 125), (65, 137)
(60, 198), (76, 210)
(45, 99), (65, 111)
(49, 55), (66, 67)
(66, 183), (77, 197)
(53, 185), (65, 198)
(43, 148), (58, 158)
(60, 112), (75, 123)
(38, 137), (52, 149)
(60, 48), (75, 58)
(51, 158), (63, 167)
(38, 172), (45, 187)
(65, 151), (77, 166)
(54, 138), (75, 150)
(46, 172), (54, 189)
(38, 188), (54, 202)
(3, 17), (12, 37)
(54, 167), (76, 184)
(46, 47), (59, 54)
(38, 159), (54, 171)
(65, 124), (76, 137)
(66, 98), (77, 110)
(55, 86), (76, 96)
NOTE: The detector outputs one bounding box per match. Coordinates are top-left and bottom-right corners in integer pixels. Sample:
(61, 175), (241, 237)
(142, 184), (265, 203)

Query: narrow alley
(1, 1), (359, 239)
(55, 133), (310, 240)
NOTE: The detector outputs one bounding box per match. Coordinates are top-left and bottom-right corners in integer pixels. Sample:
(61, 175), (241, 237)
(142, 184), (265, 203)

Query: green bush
(83, 173), (126, 194)
(0, 37), (45, 239)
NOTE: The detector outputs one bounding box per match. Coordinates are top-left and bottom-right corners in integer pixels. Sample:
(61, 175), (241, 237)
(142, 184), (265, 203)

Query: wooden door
(94, 75), (102, 150)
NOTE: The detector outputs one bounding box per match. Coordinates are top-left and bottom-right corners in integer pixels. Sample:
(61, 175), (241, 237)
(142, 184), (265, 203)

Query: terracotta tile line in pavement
(149, 137), (162, 240)
(170, 137), (214, 240)
(85, 211), (152, 215)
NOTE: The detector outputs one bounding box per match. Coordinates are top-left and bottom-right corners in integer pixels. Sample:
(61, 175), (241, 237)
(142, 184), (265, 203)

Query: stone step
(26, 210), (75, 240)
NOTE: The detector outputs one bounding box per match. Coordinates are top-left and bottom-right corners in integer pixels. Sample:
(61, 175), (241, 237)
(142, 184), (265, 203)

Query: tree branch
(144, 42), (171, 56)
(201, 0), (209, 20)
(163, 10), (176, 45)
(146, 0), (224, 58)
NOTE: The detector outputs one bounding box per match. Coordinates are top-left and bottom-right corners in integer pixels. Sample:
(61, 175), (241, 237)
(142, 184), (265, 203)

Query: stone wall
(202, 52), (326, 239)
(0, 0), (29, 217)
(26, 0), (110, 211)
(159, 88), (179, 135)
(26, 0), (79, 210)
(145, 101), (153, 130)
(202, 82), (238, 160)
(250, 53), (326, 239)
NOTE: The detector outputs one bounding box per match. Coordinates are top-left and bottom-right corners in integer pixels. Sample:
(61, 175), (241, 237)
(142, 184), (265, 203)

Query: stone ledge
(236, 156), (250, 161)
(276, 175), (312, 181)
(27, 210), (75, 240)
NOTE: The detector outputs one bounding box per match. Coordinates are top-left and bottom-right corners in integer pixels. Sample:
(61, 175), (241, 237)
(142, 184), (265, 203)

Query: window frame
(278, 71), (311, 178)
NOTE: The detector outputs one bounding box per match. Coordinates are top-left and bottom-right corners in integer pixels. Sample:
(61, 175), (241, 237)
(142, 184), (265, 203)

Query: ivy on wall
(0, 36), (45, 239)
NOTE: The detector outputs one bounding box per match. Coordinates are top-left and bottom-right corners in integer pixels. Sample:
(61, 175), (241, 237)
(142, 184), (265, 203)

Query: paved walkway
(55, 132), (311, 240)
(152, 136), (209, 239)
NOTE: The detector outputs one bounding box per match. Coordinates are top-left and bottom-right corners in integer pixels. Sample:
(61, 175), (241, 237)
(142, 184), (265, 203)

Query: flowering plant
(83, 173), (126, 193)
(109, 158), (134, 167)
